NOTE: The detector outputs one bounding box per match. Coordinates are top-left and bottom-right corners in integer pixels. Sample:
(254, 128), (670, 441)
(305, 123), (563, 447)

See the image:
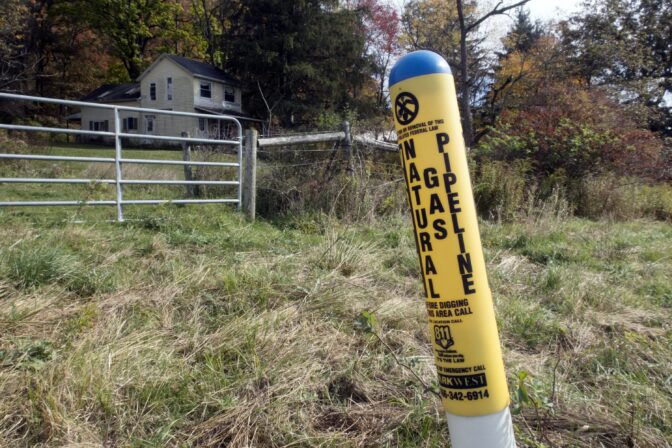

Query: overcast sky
(387, 1), (585, 22)
(527, 0), (583, 20)
(384, 0), (590, 54)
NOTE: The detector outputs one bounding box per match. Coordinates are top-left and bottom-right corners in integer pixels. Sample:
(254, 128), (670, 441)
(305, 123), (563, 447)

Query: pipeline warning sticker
(395, 92), (420, 125)
(391, 74), (509, 417)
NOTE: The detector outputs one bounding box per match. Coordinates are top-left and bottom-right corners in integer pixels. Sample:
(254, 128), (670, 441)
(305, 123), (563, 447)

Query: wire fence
(0, 93), (402, 222)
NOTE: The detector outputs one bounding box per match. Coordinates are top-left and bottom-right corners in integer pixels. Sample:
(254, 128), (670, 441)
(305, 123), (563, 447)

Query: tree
(455, 0), (531, 147)
(220, 0), (371, 127)
(501, 7), (543, 55)
(0, 0), (33, 91)
(402, 0), (483, 96)
(70, 0), (191, 80)
(477, 7), (551, 139)
(356, 0), (401, 110)
(188, 0), (224, 65)
(562, 0), (672, 136)
(477, 28), (666, 184)
(401, 0), (531, 147)
(45, 3), (110, 98)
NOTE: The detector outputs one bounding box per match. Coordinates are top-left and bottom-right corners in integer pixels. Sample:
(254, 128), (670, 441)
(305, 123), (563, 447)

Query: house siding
(80, 100), (141, 143)
(80, 55), (246, 146)
(193, 78), (242, 114)
(139, 58), (195, 140)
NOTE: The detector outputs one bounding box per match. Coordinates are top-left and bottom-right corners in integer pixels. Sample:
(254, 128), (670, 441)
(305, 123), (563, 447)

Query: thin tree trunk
(456, 0), (474, 149)
(455, 0), (531, 148)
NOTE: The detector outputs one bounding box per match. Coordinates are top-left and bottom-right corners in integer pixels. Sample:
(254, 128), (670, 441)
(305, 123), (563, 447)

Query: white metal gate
(0, 92), (242, 222)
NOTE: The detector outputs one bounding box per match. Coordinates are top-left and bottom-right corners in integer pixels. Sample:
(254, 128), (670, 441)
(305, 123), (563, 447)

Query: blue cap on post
(389, 50), (452, 87)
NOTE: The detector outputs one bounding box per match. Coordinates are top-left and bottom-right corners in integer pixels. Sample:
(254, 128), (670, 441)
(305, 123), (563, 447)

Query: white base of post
(446, 407), (516, 448)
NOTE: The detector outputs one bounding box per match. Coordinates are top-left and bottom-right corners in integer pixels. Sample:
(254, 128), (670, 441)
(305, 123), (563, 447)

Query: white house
(78, 54), (260, 144)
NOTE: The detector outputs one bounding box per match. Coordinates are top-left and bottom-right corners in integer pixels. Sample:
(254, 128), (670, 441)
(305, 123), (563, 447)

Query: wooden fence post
(242, 128), (257, 221)
(341, 121), (354, 176)
(181, 131), (197, 198)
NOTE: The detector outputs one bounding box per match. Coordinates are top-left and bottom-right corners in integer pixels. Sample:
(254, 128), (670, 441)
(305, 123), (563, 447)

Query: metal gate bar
(0, 92), (243, 222)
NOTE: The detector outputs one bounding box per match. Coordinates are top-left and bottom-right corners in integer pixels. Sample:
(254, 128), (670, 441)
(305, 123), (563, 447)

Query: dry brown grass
(0, 209), (670, 447)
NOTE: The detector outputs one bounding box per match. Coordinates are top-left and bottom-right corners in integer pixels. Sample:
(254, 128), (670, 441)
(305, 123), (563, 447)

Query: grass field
(1, 143), (671, 447)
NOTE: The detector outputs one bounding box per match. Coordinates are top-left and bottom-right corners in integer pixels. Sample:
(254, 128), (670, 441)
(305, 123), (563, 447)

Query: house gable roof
(137, 54), (241, 86)
(81, 83), (140, 103)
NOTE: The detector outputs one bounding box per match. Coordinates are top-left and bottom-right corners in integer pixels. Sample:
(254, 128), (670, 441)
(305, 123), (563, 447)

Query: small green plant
(0, 339), (54, 371)
(354, 310), (378, 334)
(512, 370), (554, 415)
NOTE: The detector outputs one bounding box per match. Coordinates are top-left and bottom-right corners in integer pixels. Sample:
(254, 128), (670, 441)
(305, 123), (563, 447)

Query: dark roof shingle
(81, 83), (140, 102)
(166, 55), (240, 86)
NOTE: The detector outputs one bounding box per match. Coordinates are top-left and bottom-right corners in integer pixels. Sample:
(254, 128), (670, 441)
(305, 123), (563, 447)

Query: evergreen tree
(502, 7), (543, 55)
(220, 0), (370, 127)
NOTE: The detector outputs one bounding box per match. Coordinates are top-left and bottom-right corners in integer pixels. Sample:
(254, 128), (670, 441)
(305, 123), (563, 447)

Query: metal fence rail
(0, 92), (243, 222)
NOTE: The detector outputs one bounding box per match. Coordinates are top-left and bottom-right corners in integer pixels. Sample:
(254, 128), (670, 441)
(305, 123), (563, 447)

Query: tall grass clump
(472, 157), (671, 223)
(473, 159), (529, 221)
(1, 241), (115, 296)
(472, 159), (573, 223)
(575, 174), (672, 221)
(2, 244), (80, 289)
(0, 132), (30, 176)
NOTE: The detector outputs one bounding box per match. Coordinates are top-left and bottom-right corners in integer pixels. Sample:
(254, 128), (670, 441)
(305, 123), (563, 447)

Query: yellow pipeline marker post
(390, 50), (516, 447)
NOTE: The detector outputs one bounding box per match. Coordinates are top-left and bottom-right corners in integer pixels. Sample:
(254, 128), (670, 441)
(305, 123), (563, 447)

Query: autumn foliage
(469, 6), (671, 221)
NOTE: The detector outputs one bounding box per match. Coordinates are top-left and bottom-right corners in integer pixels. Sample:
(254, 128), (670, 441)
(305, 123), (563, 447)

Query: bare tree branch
(466, 0), (532, 33)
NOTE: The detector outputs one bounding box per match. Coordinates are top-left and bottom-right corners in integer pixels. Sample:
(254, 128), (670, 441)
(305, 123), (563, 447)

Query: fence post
(113, 107), (124, 222)
(242, 128), (257, 221)
(181, 131), (197, 198)
(341, 121), (353, 176)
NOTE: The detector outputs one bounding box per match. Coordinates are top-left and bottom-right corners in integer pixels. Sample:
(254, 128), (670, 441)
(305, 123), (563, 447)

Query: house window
(145, 115), (155, 132)
(123, 117), (138, 131)
(166, 77), (173, 101)
(90, 121), (108, 132)
(150, 83), (156, 101)
(199, 118), (205, 131)
(224, 86), (235, 103)
(200, 81), (211, 98)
